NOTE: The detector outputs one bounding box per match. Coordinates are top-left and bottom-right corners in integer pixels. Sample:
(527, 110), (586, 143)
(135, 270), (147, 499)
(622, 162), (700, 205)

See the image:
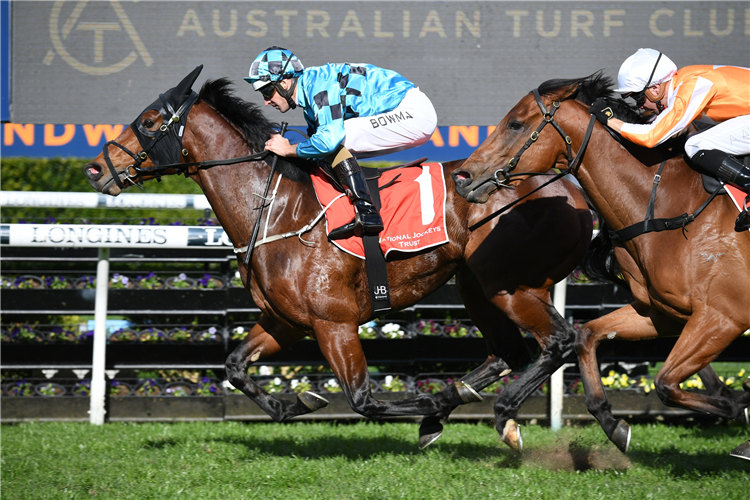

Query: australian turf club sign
(0, 224), (234, 249)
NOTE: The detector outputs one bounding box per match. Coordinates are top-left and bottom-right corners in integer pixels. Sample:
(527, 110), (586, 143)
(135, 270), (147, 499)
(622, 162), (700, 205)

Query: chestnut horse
(83, 66), (592, 450)
(452, 73), (750, 454)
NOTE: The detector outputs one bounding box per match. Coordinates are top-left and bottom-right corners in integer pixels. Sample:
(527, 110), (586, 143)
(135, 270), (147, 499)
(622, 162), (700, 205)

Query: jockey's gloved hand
(589, 99), (614, 125)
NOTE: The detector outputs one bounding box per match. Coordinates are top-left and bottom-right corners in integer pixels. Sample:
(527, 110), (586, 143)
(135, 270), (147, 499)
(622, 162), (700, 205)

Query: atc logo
(43, 0), (152, 75)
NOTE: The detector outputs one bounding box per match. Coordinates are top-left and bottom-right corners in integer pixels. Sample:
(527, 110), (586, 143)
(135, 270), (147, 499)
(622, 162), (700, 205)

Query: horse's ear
(558, 83), (580, 102)
(174, 65), (204, 100)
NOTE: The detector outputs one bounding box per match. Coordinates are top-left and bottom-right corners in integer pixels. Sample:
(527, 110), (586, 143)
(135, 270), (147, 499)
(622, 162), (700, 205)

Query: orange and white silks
(620, 65), (750, 148)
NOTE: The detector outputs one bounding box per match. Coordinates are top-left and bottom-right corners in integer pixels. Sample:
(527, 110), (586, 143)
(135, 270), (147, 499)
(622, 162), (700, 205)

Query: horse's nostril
(83, 163), (102, 180)
(452, 170), (472, 186)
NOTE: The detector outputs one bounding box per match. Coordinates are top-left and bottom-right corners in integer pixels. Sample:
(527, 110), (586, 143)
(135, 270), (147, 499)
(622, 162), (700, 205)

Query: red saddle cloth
(725, 183), (750, 232)
(311, 162), (449, 259)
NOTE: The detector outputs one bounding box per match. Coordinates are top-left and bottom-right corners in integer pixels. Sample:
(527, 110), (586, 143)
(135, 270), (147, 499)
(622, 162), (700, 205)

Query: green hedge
(1, 157), (204, 224)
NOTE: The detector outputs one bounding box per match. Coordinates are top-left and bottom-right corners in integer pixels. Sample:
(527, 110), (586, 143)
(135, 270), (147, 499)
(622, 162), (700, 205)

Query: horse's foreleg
(419, 267), (532, 449)
(418, 353), (512, 449)
(225, 317), (327, 422)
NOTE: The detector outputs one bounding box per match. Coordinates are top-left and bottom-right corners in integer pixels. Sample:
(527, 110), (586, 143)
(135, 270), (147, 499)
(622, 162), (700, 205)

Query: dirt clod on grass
(503, 436), (633, 472)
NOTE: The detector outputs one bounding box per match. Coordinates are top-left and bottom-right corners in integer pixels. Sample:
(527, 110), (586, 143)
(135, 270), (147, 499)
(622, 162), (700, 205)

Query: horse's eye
(508, 121), (523, 131)
(143, 119), (155, 128)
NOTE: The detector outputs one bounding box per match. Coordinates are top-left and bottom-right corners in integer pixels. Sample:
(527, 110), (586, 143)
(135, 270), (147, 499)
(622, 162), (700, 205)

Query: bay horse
(452, 72), (750, 454)
(83, 66), (593, 450)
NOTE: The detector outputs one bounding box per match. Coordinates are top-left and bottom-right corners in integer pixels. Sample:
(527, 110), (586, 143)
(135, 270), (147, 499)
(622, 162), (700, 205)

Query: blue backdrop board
(1, 124), (492, 162)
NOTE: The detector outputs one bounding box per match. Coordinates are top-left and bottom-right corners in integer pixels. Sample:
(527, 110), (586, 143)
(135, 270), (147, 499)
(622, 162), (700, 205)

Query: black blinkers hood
(129, 65), (203, 165)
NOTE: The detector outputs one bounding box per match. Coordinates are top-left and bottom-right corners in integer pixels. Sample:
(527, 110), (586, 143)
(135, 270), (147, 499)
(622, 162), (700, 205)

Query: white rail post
(550, 277), (568, 431)
(89, 247), (110, 425)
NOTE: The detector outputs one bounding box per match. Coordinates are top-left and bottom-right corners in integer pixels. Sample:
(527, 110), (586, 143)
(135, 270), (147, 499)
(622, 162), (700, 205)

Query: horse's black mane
(538, 71), (643, 123)
(196, 78), (311, 183)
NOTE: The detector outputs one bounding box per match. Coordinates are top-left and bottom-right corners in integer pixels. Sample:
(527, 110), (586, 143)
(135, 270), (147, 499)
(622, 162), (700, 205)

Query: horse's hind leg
(697, 366), (748, 424)
(488, 288), (577, 452)
(698, 366), (734, 398)
(313, 319), (472, 420)
(653, 309), (750, 420)
(576, 305), (669, 452)
(419, 267), (533, 449)
(225, 316), (328, 422)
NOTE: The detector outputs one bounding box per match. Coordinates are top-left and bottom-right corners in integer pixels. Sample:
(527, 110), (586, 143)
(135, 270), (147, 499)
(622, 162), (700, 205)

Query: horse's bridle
(102, 91), (200, 190)
(100, 90), (278, 191)
(494, 88), (595, 186)
(468, 88), (597, 231)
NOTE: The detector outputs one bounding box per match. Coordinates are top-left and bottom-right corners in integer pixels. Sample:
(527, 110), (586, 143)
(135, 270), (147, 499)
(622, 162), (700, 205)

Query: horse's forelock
(196, 78), (311, 183)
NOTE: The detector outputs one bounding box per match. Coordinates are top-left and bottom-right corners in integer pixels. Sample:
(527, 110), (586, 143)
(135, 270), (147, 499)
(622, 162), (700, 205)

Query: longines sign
(0, 224), (234, 249)
(10, 1), (750, 126)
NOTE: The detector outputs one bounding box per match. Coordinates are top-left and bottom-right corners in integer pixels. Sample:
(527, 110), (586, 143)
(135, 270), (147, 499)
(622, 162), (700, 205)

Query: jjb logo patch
(372, 284), (390, 301)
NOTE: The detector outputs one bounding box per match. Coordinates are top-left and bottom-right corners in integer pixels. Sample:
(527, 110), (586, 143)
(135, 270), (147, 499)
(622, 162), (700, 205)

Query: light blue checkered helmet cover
(245, 47), (304, 90)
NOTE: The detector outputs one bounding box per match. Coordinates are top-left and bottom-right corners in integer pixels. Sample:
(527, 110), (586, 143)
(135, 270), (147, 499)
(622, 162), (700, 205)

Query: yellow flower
(739, 368), (746, 378)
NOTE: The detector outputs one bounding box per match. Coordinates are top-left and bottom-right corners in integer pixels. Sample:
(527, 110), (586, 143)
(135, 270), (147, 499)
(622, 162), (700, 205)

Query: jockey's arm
(607, 118), (625, 134)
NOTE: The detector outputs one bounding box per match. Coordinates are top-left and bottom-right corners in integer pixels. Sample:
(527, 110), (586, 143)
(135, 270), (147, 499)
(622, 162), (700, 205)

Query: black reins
(469, 89), (597, 231)
(102, 92), (274, 190)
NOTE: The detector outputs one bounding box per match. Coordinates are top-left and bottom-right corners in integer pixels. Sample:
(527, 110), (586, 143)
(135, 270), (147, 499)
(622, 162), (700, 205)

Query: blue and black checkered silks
(245, 47), (304, 84)
(294, 63), (415, 159)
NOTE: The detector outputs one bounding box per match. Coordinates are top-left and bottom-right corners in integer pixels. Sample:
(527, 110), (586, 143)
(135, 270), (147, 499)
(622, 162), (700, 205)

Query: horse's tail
(580, 217), (630, 290)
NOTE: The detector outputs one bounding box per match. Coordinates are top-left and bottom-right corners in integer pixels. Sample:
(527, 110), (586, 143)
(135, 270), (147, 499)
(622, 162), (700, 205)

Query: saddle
(311, 157), (449, 313)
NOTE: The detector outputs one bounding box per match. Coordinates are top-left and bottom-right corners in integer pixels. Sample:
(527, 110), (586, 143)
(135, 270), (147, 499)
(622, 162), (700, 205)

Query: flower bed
(357, 321), (411, 340)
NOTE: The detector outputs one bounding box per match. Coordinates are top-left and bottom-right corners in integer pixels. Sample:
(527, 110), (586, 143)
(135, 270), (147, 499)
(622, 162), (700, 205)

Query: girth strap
(362, 166), (392, 314)
(610, 160), (724, 242)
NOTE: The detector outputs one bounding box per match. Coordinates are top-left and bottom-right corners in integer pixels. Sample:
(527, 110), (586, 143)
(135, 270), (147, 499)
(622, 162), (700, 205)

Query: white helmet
(615, 48), (677, 95)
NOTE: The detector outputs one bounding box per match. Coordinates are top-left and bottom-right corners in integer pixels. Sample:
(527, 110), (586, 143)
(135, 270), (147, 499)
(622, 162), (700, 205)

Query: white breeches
(684, 114), (750, 158)
(342, 88), (438, 159)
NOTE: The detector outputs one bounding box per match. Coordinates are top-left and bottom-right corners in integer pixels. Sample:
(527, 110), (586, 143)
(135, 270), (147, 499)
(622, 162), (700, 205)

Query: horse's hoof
(419, 416), (444, 450)
(739, 407), (749, 426)
(297, 391), (329, 411)
(730, 440), (750, 461)
(501, 419), (523, 453)
(419, 429), (443, 450)
(455, 381), (484, 403)
(610, 419), (631, 453)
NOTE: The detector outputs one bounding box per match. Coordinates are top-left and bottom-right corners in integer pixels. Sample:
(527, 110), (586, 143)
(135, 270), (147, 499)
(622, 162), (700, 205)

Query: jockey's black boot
(692, 150), (750, 232)
(327, 156), (384, 240)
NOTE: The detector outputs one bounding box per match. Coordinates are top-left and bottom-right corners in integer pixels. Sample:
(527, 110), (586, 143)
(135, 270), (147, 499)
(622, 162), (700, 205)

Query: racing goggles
(621, 90), (647, 109)
(259, 83), (278, 101)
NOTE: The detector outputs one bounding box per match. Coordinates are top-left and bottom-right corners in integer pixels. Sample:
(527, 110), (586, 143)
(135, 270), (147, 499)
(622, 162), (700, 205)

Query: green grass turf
(1, 421), (747, 500)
